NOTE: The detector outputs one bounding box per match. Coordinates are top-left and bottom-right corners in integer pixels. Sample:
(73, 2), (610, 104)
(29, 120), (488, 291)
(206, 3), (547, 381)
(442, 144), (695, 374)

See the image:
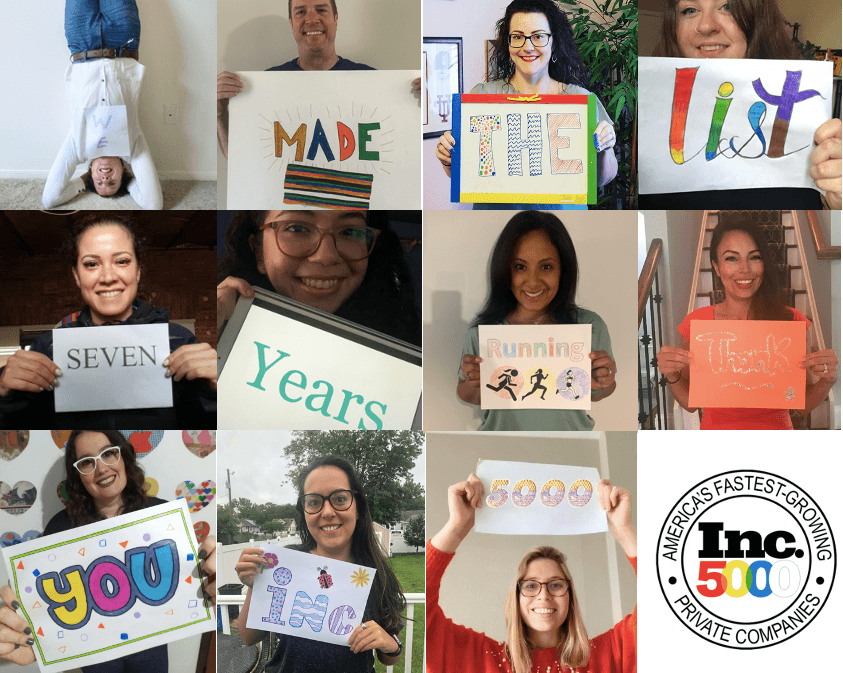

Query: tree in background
(218, 507), (238, 543)
(283, 431), (424, 527)
(399, 479), (425, 512)
(263, 520), (288, 535)
(403, 514), (425, 553)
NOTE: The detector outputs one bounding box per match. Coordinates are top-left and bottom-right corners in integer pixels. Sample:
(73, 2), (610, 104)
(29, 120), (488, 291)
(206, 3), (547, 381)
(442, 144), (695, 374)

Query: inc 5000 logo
(657, 470), (835, 649)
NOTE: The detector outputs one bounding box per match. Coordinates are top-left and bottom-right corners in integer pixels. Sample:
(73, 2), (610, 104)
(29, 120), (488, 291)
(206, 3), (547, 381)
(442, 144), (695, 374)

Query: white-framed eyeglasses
(73, 446), (122, 475)
(508, 33), (551, 48)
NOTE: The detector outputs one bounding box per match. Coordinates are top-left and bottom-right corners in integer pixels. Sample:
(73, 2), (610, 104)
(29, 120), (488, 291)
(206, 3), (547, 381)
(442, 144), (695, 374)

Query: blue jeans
(65, 0), (141, 56)
(81, 644), (167, 673)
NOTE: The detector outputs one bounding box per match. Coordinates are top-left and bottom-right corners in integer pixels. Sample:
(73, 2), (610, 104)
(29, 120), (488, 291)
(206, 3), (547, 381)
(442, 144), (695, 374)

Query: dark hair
(288, 0), (337, 19)
(474, 211), (580, 326)
(709, 215), (792, 321)
(65, 213), (145, 269)
(83, 159), (133, 198)
(490, 0), (592, 91)
(218, 211), (420, 345)
(295, 454), (406, 635)
(653, 0), (801, 59)
(64, 430), (149, 527)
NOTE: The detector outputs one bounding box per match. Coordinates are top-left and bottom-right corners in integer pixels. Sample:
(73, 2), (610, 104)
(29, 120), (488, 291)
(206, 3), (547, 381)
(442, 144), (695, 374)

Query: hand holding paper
(0, 585), (36, 665)
(590, 350), (616, 393)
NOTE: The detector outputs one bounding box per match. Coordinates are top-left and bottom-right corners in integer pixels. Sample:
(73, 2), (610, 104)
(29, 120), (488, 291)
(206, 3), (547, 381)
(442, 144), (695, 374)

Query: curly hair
(217, 211), (421, 345)
(63, 430), (149, 527)
(653, 0), (801, 59)
(709, 215), (793, 321)
(83, 158), (133, 198)
(504, 547), (590, 673)
(294, 454), (406, 635)
(490, 0), (592, 91)
(474, 211), (580, 326)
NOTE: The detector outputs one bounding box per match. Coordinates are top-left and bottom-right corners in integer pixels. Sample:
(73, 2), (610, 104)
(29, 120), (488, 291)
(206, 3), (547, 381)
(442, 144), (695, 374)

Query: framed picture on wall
(423, 37), (463, 139)
(485, 40), (498, 82)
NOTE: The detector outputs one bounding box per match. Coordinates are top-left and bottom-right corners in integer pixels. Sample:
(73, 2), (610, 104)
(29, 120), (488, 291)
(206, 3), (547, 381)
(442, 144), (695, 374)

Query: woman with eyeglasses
(217, 211), (421, 345)
(233, 455), (406, 673)
(0, 213), (217, 428)
(427, 474), (636, 673)
(0, 430), (216, 669)
(434, 0), (618, 210)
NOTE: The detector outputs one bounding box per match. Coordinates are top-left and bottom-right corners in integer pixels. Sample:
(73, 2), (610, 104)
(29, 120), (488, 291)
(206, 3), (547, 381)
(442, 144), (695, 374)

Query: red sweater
(426, 541), (637, 673)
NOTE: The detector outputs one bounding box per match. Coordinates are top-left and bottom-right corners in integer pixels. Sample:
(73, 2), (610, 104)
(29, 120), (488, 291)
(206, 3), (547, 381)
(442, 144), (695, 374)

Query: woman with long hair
(0, 214), (216, 427)
(427, 474), (636, 673)
(234, 455), (406, 672)
(656, 215), (839, 428)
(433, 0), (618, 209)
(217, 210), (421, 345)
(642, 0), (841, 209)
(458, 212), (617, 430)
(0, 430), (216, 669)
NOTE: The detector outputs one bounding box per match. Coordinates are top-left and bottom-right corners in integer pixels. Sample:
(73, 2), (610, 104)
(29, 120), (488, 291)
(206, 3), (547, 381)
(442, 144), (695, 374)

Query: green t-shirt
(460, 309), (613, 431)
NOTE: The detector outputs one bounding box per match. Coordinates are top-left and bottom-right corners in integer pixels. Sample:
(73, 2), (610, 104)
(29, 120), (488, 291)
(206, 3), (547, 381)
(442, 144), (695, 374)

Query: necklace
(507, 78), (565, 96)
(509, 311), (553, 325)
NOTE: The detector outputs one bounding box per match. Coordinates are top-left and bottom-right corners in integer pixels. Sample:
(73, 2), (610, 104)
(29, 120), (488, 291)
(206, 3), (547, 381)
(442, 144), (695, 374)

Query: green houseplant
(561, 0), (637, 208)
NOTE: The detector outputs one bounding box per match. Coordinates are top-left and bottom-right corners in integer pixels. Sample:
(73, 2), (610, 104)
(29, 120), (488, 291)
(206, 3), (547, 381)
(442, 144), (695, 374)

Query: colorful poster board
(217, 288), (422, 430)
(688, 319), (807, 409)
(478, 325), (591, 410)
(246, 545), (375, 647)
(1, 500), (213, 673)
(451, 93), (597, 204)
(83, 105), (130, 160)
(52, 324), (172, 412)
(227, 71), (421, 209)
(474, 460), (607, 535)
(639, 57), (832, 194)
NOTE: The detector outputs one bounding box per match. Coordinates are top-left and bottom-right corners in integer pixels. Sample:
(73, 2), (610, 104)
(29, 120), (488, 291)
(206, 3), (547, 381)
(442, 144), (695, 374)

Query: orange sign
(689, 320), (807, 409)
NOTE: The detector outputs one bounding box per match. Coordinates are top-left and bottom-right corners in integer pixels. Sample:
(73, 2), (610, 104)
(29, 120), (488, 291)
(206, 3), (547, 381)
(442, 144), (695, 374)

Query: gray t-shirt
(460, 308), (613, 431)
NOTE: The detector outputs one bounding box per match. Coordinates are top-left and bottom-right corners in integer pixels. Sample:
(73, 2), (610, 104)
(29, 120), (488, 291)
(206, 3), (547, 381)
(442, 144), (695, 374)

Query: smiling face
(510, 230), (561, 319)
(676, 0), (748, 59)
(91, 157), (125, 196)
(712, 230), (764, 302)
(290, 0), (338, 56)
(74, 432), (127, 509)
(256, 211), (368, 314)
(303, 466), (358, 561)
(508, 12), (553, 80)
(72, 224), (140, 324)
(519, 558), (570, 644)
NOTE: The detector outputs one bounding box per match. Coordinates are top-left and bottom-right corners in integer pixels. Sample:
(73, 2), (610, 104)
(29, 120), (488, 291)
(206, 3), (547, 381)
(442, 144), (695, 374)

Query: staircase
(678, 210), (835, 429)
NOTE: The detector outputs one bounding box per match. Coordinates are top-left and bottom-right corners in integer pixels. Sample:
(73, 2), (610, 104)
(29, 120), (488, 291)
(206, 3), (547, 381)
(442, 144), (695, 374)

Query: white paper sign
(246, 545), (375, 647)
(227, 71), (421, 209)
(639, 57), (832, 194)
(1, 500), (213, 673)
(479, 324), (591, 410)
(474, 460), (608, 535)
(52, 324), (173, 412)
(83, 105), (130, 160)
(218, 302), (421, 430)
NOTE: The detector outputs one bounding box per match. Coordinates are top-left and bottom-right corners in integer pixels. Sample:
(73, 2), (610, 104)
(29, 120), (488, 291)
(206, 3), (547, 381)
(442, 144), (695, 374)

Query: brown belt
(70, 49), (139, 63)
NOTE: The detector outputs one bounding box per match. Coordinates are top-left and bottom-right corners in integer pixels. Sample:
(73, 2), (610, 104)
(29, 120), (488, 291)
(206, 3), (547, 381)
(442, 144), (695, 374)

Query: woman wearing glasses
(0, 430), (216, 669)
(217, 210), (421, 345)
(233, 455), (406, 673)
(434, 0), (618, 209)
(0, 213), (216, 428)
(427, 474), (636, 673)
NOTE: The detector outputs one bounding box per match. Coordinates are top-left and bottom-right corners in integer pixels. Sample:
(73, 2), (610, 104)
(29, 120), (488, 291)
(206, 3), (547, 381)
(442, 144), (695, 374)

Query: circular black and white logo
(657, 470), (835, 649)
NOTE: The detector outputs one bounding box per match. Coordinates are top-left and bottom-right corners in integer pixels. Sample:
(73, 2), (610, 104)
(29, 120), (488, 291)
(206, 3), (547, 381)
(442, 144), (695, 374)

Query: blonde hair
(503, 547), (590, 673)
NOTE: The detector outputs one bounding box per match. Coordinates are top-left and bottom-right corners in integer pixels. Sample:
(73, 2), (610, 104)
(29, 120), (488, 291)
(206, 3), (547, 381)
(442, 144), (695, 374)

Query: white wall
(423, 210), (638, 431)
(426, 431), (637, 642)
(0, 0), (217, 180)
(0, 431), (216, 673)
(217, 0), (422, 208)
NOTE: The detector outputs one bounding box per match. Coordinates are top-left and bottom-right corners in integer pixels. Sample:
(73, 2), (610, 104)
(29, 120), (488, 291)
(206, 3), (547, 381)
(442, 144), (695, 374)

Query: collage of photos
(0, 2), (841, 673)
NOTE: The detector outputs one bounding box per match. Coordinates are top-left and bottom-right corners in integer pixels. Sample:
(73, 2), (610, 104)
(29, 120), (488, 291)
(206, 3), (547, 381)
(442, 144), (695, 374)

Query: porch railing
(638, 238), (668, 429)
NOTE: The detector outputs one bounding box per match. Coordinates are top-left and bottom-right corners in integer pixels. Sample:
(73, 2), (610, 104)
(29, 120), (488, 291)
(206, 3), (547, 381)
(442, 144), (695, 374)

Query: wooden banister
(804, 211), (840, 260)
(638, 238), (663, 326)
